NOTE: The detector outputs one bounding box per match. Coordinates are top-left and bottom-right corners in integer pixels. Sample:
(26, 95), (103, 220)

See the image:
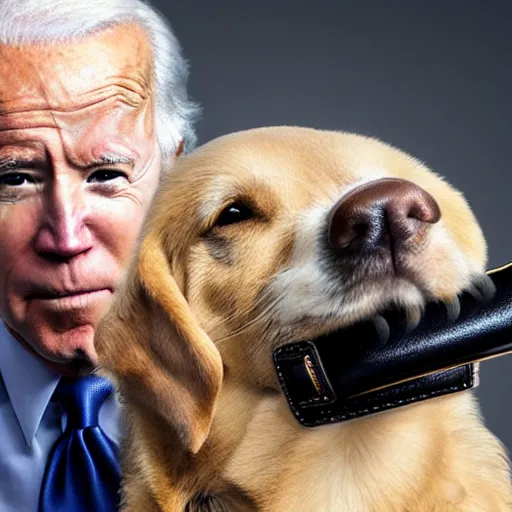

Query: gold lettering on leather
(304, 355), (324, 395)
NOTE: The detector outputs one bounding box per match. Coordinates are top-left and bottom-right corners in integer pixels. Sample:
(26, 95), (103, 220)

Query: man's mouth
(29, 288), (108, 298)
(27, 288), (112, 310)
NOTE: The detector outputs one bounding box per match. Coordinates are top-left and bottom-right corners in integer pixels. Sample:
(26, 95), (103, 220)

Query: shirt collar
(0, 321), (60, 447)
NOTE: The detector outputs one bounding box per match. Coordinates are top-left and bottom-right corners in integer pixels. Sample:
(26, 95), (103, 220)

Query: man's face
(0, 25), (166, 374)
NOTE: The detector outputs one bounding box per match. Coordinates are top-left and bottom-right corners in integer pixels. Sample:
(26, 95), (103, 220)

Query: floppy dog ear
(95, 231), (223, 454)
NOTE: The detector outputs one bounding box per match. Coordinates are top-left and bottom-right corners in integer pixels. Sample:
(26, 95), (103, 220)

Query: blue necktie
(39, 375), (121, 512)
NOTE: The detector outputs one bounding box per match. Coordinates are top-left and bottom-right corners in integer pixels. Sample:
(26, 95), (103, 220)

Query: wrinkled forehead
(170, 128), (417, 221)
(0, 23), (153, 114)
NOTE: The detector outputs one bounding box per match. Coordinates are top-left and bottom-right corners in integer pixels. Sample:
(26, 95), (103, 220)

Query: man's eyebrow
(0, 158), (45, 173)
(0, 154), (136, 173)
(87, 153), (136, 168)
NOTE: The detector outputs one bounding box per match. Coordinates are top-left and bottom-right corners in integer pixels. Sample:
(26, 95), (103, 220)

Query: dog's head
(95, 126), (487, 454)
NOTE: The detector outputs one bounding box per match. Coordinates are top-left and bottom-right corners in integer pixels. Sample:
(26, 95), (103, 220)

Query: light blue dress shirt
(0, 321), (122, 511)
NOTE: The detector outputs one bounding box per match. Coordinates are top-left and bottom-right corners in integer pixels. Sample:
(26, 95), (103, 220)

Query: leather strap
(274, 262), (512, 427)
(274, 352), (475, 427)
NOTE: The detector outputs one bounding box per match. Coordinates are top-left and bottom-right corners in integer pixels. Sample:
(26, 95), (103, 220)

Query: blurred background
(154, 0), (512, 452)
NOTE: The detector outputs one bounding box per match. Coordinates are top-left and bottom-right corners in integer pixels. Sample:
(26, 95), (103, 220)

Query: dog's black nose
(328, 178), (441, 253)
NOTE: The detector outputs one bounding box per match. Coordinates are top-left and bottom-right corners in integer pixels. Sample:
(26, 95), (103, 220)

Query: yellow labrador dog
(95, 127), (512, 511)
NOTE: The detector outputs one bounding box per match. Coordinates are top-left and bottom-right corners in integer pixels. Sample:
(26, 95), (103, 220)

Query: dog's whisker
(213, 307), (278, 346)
(213, 296), (283, 346)
(203, 293), (272, 334)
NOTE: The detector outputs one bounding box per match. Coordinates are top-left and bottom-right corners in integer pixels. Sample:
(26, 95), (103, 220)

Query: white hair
(0, 0), (201, 160)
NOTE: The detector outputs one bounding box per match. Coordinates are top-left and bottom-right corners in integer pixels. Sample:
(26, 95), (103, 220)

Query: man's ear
(175, 139), (184, 157)
(95, 231), (223, 454)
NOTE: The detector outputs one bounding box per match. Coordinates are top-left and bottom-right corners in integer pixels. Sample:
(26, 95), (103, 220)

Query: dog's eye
(214, 201), (254, 227)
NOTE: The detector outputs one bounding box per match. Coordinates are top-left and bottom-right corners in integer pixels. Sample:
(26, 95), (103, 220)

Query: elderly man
(0, 0), (199, 509)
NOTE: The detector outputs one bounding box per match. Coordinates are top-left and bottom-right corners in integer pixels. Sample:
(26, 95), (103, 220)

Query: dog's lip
(306, 273), (496, 349)
(309, 307), (413, 351)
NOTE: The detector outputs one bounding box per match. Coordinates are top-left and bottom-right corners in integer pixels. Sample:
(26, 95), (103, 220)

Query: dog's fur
(95, 126), (512, 511)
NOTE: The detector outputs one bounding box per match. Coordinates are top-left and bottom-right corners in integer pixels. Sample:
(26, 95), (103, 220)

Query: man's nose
(34, 181), (93, 260)
(328, 178), (441, 254)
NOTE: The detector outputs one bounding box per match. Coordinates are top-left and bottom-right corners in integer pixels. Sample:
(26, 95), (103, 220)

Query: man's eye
(87, 170), (127, 183)
(0, 173), (37, 186)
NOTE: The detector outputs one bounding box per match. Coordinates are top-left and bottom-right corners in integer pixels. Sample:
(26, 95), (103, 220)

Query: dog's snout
(328, 178), (441, 253)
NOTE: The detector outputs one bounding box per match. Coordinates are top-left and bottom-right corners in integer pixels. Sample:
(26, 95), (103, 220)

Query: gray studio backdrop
(154, 1), (512, 452)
